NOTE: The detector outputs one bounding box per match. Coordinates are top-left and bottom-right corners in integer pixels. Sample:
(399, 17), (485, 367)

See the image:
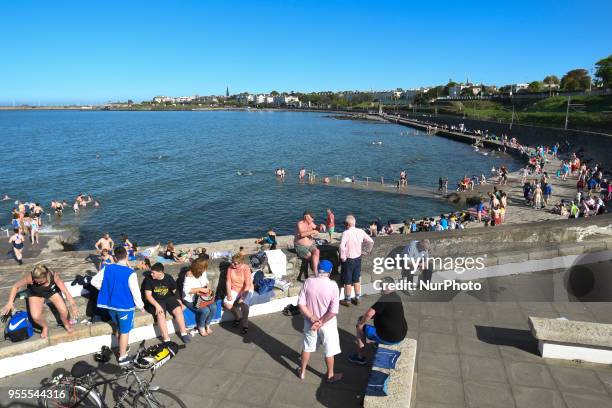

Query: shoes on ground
(348, 353), (367, 365)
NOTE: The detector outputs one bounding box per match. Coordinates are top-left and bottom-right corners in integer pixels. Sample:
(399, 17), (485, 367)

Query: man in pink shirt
(297, 260), (342, 383)
(339, 215), (374, 307)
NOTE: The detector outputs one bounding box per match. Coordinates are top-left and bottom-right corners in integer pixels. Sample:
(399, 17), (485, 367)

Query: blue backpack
(4, 311), (34, 342)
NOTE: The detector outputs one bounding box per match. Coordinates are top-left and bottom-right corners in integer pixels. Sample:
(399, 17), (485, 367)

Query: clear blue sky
(1, 0), (611, 104)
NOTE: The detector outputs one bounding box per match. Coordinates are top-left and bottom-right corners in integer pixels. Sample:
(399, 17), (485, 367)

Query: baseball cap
(318, 260), (333, 274)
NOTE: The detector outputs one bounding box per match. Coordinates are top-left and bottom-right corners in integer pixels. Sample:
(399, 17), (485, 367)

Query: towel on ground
(211, 251), (233, 259)
(274, 279), (291, 292)
(365, 370), (390, 397)
(265, 249), (287, 278)
(373, 347), (402, 370)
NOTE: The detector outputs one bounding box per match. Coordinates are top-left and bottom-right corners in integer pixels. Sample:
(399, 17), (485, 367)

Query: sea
(0, 110), (520, 249)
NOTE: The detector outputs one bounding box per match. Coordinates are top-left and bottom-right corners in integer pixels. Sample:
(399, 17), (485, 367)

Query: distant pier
(299, 176), (445, 199)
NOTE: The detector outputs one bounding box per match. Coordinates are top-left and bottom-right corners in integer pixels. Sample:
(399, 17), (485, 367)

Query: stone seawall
(404, 113), (612, 168)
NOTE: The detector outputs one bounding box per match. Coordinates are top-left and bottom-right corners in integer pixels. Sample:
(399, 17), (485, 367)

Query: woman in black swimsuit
(8, 229), (25, 265)
(1, 265), (78, 338)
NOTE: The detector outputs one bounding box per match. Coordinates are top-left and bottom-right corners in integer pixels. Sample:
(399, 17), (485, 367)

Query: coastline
(1, 109), (590, 261)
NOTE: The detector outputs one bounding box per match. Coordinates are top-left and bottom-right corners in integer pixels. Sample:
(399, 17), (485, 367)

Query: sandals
(296, 366), (305, 380)
(282, 304), (300, 316)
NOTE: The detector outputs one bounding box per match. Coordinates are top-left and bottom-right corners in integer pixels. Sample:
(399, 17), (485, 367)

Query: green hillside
(429, 95), (612, 133)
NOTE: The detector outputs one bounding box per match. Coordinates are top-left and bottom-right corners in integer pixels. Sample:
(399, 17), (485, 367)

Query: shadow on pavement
(228, 311), (367, 407)
(476, 325), (540, 354)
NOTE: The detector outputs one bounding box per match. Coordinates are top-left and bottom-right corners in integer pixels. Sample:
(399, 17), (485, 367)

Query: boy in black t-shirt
(142, 263), (191, 344)
(349, 277), (407, 365)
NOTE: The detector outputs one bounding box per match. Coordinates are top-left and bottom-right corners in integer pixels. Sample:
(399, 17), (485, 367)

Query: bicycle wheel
(42, 383), (102, 408)
(132, 388), (187, 408)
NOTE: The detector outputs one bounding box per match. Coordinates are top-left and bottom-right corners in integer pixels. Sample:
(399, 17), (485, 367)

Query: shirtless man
(294, 211), (321, 276)
(95, 233), (114, 254)
(399, 170), (407, 187)
(299, 167), (306, 181)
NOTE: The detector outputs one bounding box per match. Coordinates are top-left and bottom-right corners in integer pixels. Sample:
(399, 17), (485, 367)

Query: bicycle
(40, 340), (186, 408)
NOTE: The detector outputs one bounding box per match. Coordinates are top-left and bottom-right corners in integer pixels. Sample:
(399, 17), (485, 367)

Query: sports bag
(249, 252), (267, 269)
(135, 341), (179, 370)
(4, 311), (34, 342)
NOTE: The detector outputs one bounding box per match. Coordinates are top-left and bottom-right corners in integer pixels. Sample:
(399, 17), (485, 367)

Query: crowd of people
(2, 123), (610, 389)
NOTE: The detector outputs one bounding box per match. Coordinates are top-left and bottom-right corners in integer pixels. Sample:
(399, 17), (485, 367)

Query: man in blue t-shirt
(91, 246), (144, 365)
(439, 215), (448, 230)
(543, 183), (553, 206)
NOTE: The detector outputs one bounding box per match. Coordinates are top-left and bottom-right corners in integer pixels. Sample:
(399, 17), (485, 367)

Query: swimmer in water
(299, 167), (306, 181)
(2, 194), (11, 201)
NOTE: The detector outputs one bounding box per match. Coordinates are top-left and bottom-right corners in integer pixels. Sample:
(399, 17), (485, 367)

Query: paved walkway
(2, 269), (612, 408)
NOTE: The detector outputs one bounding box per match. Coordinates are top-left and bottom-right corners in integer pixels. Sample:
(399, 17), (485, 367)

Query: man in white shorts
(297, 260), (342, 383)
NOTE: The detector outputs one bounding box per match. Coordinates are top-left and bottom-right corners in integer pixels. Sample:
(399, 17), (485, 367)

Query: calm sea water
(0, 110), (519, 249)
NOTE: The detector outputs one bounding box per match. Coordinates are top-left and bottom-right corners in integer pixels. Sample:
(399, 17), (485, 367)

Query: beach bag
(4, 311), (33, 342)
(257, 278), (275, 294)
(196, 290), (215, 309)
(253, 270), (275, 294)
(249, 252), (267, 269)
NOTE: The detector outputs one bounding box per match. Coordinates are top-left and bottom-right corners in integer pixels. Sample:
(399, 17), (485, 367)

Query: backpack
(249, 252), (267, 269)
(4, 311), (34, 342)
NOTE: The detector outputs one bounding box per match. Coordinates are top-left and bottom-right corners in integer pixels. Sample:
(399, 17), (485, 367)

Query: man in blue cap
(296, 259), (342, 383)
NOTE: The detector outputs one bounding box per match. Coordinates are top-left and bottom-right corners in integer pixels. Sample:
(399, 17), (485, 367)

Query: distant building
(507, 83), (530, 94)
(448, 85), (469, 97)
(401, 88), (425, 102)
(175, 96), (196, 103)
(273, 95), (300, 107)
(236, 93), (254, 104)
(372, 91), (402, 102)
(153, 96), (174, 103)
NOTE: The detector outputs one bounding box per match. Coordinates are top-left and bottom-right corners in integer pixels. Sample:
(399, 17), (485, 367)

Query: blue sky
(1, 0), (611, 104)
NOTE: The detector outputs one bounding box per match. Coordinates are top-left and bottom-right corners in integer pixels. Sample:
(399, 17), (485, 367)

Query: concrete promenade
(2, 276), (612, 408)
